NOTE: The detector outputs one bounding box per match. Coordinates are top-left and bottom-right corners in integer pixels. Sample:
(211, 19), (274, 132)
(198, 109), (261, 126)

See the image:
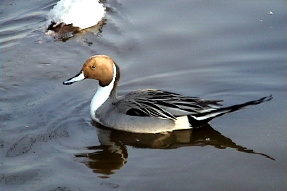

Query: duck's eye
(91, 65), (96, 69)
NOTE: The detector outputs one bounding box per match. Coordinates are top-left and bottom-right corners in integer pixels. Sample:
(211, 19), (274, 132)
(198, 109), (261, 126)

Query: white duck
(46, 0), (105, 38)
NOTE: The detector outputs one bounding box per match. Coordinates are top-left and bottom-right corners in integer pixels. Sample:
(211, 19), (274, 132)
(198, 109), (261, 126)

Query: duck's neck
(90, 64), (118, 121)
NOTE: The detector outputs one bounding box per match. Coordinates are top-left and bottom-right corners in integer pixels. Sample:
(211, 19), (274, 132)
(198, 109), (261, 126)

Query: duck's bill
(63, 71), (86, 85)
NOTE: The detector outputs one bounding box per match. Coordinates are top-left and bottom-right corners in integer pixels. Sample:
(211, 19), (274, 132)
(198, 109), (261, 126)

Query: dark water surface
(1, 0), (286, 190)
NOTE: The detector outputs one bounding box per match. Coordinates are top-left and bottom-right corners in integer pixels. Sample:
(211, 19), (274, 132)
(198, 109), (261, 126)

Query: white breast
(90, 65), (117, 122)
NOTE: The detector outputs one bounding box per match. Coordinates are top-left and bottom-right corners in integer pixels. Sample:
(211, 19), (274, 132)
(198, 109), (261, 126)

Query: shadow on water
(75, 123), (275, 178)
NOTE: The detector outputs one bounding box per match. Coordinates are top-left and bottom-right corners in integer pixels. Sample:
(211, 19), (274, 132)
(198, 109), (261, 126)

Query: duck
(46, 0), (105, 39)
(63, 55), (272, 133)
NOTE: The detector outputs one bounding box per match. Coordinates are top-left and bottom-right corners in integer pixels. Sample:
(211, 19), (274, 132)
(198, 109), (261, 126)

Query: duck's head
(63, 55), (119, 87)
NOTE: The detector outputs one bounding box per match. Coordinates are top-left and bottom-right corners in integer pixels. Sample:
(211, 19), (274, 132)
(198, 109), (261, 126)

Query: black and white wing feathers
(117, 89), (272, 127)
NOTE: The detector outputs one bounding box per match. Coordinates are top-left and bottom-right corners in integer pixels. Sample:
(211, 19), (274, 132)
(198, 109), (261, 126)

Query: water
(0, 0), (286, 190)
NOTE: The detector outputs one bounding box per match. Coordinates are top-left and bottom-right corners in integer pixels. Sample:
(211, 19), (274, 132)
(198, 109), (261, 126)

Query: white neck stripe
(90, 64), (117, 121)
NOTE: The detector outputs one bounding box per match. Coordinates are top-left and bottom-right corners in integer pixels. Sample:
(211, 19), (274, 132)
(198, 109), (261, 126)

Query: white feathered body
(47, 0), (105, 29)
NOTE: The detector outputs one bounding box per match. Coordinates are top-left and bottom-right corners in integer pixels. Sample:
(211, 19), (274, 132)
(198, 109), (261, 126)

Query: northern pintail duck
(63, 55), (272, 133)
(46, 0), (105, 39)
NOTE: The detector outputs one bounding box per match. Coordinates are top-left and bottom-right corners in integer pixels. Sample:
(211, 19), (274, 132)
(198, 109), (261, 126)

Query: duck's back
(47, 0), (105, 29)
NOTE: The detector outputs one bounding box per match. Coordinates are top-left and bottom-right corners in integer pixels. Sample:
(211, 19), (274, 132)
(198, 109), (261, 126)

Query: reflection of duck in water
(46, 0), (106, 40)
(75, 124), (274, 178)
(76, 128), (127, 178)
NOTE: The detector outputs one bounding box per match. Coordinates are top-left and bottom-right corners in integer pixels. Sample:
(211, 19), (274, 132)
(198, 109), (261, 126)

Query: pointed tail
(189, 95), (273, 127)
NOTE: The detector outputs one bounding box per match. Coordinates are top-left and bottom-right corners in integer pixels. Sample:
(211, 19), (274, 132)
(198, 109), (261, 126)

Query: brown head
(82, 55), (117, 86)
(63, 55), (120, 87)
